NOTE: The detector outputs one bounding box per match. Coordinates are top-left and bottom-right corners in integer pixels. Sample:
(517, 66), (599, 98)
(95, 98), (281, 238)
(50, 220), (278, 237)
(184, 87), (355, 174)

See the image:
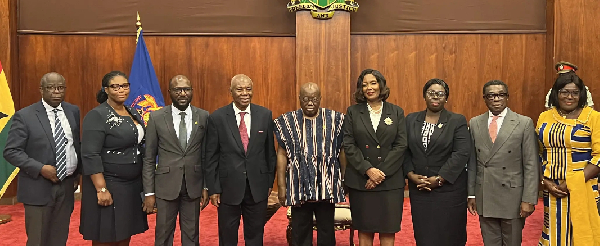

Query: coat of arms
(287, 0), (359, 20)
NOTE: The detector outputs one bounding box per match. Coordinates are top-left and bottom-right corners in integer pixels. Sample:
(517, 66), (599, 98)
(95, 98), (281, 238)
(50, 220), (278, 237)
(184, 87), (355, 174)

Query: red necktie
(239, 112), (249, 152)
(489, 115), (499, 143)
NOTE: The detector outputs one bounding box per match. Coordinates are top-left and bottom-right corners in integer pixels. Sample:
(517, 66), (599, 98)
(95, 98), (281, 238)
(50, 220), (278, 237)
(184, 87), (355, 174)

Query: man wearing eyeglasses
(274, 82), (347, 246)
(142, 75), (210, 246)
(466, 80), (539, 246)
(3, 72), (81, 246)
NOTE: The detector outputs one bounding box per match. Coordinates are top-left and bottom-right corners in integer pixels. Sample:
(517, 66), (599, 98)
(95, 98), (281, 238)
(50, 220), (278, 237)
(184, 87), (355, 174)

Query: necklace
(558, 108), (579, 118)
(367, 102), (383, 114)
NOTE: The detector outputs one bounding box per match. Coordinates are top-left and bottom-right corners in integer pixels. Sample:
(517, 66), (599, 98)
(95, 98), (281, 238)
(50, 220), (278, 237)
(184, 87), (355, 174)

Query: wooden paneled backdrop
(4, 0), (600, 199)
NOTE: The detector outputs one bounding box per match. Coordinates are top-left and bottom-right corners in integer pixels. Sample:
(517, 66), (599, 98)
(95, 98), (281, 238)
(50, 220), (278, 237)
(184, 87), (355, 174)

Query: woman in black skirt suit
(403, 79), (471, 246)
(80, 71), (148, 245)
(343, 69), (408, 246)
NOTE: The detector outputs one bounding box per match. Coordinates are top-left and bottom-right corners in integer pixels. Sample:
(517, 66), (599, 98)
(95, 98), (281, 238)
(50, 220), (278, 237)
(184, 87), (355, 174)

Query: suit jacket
(403, 109), (471, 190)
(343, 102), (408, 191)
(204, 103), (277, 205)
(143, 105), (209, 200)
(3, 101), (81, 205)
(467, 108), (539, 219)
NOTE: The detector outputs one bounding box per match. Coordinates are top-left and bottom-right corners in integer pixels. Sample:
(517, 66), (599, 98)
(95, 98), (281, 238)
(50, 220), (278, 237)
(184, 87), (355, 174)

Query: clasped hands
(365, 168), (386, 189)
(543, 178), (569, 198)
(407, 172), (442, 191)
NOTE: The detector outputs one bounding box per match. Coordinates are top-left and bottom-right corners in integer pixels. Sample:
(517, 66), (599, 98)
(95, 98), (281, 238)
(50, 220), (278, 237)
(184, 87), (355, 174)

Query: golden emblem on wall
(287, 0), (359, 20)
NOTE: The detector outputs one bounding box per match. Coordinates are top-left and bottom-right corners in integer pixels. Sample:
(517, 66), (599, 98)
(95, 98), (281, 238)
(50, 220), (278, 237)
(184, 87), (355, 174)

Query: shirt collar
(172, 104), (192, 116)
(233, 103), (251, 115)
(489, 107), (508, 118)
(42, 99), (63, 112)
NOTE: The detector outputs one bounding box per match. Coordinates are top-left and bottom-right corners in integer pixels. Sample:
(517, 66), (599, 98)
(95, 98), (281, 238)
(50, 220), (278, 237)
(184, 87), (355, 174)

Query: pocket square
(258, 130), (264, 133)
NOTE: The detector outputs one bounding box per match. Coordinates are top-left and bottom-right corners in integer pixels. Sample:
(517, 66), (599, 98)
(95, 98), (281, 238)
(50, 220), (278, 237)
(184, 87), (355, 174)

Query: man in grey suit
(142, 75), (210, 246)
(467, 80), (539, 246)
(3, 72), (81, 246)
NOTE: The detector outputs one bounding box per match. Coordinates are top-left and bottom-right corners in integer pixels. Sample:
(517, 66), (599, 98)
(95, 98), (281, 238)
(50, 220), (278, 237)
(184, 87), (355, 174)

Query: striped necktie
(53, 109), (67, 180)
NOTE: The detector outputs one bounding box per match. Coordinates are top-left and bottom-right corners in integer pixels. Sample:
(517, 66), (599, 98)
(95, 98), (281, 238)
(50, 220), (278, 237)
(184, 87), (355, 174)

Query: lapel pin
(377, 145), (380, 149)
(366, 145), (369, 149)
(195, 121), (198, 125)
(438, 123), (443, 128)
(384, 117), (393, 125)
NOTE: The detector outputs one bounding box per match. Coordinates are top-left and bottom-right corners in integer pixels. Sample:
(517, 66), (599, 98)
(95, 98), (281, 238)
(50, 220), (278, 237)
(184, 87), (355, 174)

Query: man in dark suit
(142, 75), (210, 246)
(467, 80), (538, 246)
(205, 74), (277, 246)
(3, 72), (81, 246)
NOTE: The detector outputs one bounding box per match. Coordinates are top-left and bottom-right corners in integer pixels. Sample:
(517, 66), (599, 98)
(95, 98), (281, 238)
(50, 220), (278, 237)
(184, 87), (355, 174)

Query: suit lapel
(35, 102), (56, 153)
(163, 106), (184, 153)
(226, 104), (245, 154)
(413, 111), (427, 153)
(187, 107), (200, 148)
(358, 103), (379, 144)
(426, 110), (450, 154)
(375, 102), (393, 142)
(487, 109), (519, 162)
(479, 112), (493, 150)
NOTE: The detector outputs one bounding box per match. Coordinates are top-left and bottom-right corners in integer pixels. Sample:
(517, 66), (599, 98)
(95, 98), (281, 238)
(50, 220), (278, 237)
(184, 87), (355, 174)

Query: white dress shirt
(172, 105), (193, 142)
(487, 107), (508, 136)
(368, 102), (383, 132)
(233, 103), (251, 138)
(42, 100), (77, 176)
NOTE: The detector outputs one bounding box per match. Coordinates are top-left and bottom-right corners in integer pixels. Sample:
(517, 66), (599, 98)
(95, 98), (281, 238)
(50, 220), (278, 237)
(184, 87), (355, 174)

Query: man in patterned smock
(274, 82), (347, 246)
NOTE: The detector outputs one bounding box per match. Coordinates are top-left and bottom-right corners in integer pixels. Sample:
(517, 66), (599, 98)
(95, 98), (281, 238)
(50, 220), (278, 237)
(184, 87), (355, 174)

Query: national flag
(0, 61), (17, 199)
(125, 29), (165, 125)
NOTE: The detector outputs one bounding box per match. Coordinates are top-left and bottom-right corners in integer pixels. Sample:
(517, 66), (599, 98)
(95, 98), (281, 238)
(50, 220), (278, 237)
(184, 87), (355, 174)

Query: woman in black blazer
(343, 69), (407, 246)
(80, 71), (148, 245)
(403, 79), (471, 246)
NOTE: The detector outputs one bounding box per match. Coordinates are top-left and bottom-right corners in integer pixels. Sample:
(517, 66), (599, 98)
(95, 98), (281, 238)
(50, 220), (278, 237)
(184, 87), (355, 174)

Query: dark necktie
(53, 109), (67, 180)
(239, 112), (249, 152)
(179, 112), (187, 150)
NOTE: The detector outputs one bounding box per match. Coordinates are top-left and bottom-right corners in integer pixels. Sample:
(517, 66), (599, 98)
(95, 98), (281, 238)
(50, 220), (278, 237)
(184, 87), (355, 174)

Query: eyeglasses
(426, 90), (446, 98)
(558, 89), (580, 98)
(41, 86), (66, 92)
(300, 97), (321, 103)
(170, 87), (193, 94)
(107, 83), (130, 91)
(484, 93), (508, 100)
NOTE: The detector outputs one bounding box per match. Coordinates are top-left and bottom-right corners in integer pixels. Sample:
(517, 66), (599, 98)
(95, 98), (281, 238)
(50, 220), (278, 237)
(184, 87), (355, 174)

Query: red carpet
(0, 198), (543, 245)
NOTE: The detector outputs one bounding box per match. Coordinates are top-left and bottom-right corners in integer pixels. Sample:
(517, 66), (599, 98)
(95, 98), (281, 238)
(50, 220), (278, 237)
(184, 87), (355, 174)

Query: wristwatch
(97, 187), (107, 193)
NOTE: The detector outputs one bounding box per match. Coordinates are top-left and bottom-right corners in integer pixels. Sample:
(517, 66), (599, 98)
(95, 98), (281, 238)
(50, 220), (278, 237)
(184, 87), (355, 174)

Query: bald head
(169, 75), (193, 111)
(300, 82), (320, 96)
(230, 74), (253, 110)
(299, 82), (321, 117)
(39, 72), (66, 108)
(40, 72), (65, 86)
(230, 74), (253, 90)
(170, 75), (190, 87)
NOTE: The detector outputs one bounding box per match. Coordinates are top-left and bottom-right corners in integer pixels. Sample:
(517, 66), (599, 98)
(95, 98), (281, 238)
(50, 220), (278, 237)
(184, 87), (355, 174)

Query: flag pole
(136, 12), (142, 44)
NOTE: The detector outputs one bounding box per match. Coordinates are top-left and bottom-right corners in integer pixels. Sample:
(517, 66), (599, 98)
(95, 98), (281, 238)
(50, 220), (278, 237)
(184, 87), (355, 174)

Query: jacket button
(478, 149), (480, 152)
(503, 167), (506, 170)
(366, 157), (370, 160)
(502, 184), (506, 187)
(425, 167), (429, 170)
(508, 151), (511, 153)
(179, 167), (183, 170)
(377, 157), (382, 161)
(243, 171), (247, 174)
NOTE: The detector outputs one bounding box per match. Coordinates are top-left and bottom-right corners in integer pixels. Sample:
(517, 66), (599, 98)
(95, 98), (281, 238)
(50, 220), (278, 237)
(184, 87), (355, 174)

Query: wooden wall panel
(551, 0), (600, 101)
(296, 12), (351, 113)
(18, 35), (296, 120)
(351, 34), (547, 122)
